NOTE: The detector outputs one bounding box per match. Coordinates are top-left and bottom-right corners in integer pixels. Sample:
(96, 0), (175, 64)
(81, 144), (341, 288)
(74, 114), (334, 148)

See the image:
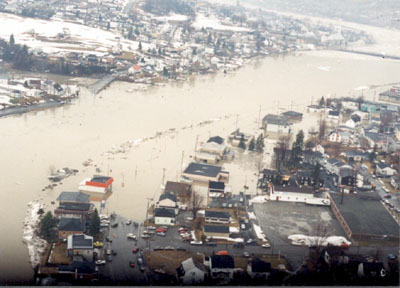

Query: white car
(126, 220), (132, 225)
(127, 233), (137, 240)
(95, 260), (106, 265)
(190, 240), (203, 245)
(262, 243), (271, 248)
(106, 249), (112, 255)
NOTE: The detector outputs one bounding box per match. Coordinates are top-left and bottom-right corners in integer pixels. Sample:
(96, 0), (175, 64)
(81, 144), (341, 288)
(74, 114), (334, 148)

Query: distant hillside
(244, 0), (400, 29)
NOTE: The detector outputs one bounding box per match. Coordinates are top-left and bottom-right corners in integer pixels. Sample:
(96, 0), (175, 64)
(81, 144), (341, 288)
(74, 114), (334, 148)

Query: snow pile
(288, 234), (351, 247)
(208, 236), (244, 243)
(249, 195), (268, 204)
(23, 201), (48, 268)
(229, 226), (239, 233)
(253, 223), (268, 242)
(248, 211), (257, 220)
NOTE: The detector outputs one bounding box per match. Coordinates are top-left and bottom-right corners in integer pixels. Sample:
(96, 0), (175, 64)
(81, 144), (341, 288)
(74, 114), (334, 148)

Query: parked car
(139, 263), (146, 272)
(154, 246), (163, 251)
(132, 247), (139, 253)
(147, 226), (156, 230)
(262, 243), (271, 248)
(384, 194), (392, 199)
(127, 233), (137, 240)
(126, 220), (132, 225)
(243, 251), (250, 257)
(112, 249), (117, 256)
(93, 241), (103, 248)
(107, 255), (112, 262)
(190, 240), (203, 245)
(155, 227), (167, 233)
(106, 249), (112, 255)
(165, 246), (175, 250)
(106, 236), (112, 242)
(137, 257), (144, 265)
(207, 241), (217, 246)
(95, 260), (106, 265)
(246, 239), (255, 244)
(111, 222), (118, 228)
(176, 247), (186, 251)
(141, 234), (151, 239)
(388, 254), (397, 261)
(156, 232), (166, 236)
(178, 227), (187, 233)
(129, 261), (135, 268)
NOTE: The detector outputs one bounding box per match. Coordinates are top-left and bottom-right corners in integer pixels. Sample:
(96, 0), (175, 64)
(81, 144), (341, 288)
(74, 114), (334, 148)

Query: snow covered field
(22, 201), (47, 269)
(0, 12), (153, 55)
(193, 13), (252, 32)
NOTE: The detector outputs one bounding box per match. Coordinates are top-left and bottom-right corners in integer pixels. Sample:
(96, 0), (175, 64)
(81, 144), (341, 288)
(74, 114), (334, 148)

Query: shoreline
(0, 101), (68, 118)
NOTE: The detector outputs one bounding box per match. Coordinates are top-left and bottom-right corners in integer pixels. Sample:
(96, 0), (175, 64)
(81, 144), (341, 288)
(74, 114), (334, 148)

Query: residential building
(327, 110), (340, 120)
(164, 181), (192, 207)
(228, 129), (251, 146)
(156, 193), (178, 211)
(176, 257), (207, 285)
(376, 162), (397, 176)
(262, 114), (291, 135)
(154, 207), (176, 226)
(58, 217), (86, 239)
(247, 258), (271, 280)
(379, 88), (400, 103)
(208, 181), (226, 198)
(281, 110), (303, 122)
(203, 225), (230, 238)
(343, 150), (368, 162)
(205, 210), (230, 224)
(55, 191), (93, 219)
(78, 175), (114, 194)
(182, 163), (229, 183)
(325, 158), (346, 175)
(67, 234), (94, 262)
(339, 165), (357, 187)
(208, 255), (236, 280)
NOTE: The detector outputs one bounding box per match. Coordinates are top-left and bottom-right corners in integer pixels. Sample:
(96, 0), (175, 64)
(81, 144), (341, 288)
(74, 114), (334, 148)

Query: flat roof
(330, 193), (399, 238)
(183, 162), (222, 178)
(204, 225), (230, 234)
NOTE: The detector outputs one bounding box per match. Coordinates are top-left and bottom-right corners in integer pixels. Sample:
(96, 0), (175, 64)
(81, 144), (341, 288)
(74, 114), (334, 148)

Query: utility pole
(194, 135), (199, 152)
(180, 150), (184, 174)
(145, 197), (153, 223)
(162, 168), (166, 185)
(258, 105), (262, 128)
(235, 114), (239, 130)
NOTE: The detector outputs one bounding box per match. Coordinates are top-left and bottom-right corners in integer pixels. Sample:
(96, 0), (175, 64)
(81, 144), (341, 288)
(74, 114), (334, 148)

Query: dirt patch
(145, 250), (203, 275)
(49, 243), (71, 265)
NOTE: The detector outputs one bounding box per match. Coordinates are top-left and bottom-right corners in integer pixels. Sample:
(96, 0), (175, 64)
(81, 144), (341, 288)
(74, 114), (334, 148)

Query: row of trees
(39, 209), (101, 243)
(0, 35), (33, 70)
(239, 133), (265, 152)
(273, 130), (306, 170)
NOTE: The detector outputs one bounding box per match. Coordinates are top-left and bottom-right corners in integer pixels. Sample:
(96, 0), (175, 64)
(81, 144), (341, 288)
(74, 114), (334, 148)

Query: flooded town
(0, 0), (399, 286)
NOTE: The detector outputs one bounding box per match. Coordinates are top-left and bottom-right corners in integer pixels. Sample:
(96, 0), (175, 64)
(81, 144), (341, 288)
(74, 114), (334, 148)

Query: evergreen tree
(256, 134), (264, 153)
(88, 208), (100, 236)
(238, 135), (246, 150)
(158, 47), (162, 55)
(138, 41), (142, 52)
(319, 96), (325, 107)
(312, 162), (321, 190)
(40, 211), (57, 242)
(248, 137), (256, 151)
(290, 130), (304, 167)
(9, 34), (15, 45)
(163, 66), (169, 77)
(106, 22), (110, 30)
(369, 144), (377, 162)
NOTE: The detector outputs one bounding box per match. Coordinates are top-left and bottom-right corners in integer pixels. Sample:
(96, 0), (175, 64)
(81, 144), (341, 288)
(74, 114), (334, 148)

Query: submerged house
(78, 175), (114, 195)
(55, 191), (93, 219)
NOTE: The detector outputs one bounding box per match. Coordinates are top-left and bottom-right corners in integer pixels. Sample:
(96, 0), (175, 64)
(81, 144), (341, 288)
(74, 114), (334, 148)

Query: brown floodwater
(0, 50), (399, 283)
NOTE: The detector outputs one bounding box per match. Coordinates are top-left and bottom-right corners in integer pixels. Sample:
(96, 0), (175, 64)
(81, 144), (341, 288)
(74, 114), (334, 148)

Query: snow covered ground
(253, 223), (269, 242)
(23, 201), (47, 269)
(193, 13), (251, 32)
(288, 234), (351, 247)
(249, 195), (268, 204)
(0, 12), (153, 55)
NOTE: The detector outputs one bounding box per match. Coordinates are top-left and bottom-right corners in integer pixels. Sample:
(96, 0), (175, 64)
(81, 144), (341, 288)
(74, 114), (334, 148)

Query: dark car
(132, 247), (139, 253)
(139, 264), (146, 272)
(111, 223), (119, 228)
(207, 241), (217, 246)
(112, 249), (117, 256)
(107, 255), (112, 262)
(129, 261), (135, 268)
(106, 236), (112, 242)
(176, 247), (186, 251)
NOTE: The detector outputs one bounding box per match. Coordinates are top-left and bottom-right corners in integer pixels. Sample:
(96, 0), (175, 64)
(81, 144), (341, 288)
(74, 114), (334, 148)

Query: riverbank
(0, 101), (69, 118)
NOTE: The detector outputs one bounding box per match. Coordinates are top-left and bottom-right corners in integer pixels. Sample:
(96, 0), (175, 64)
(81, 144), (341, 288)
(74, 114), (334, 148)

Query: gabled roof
(59, 217), (86, 232)
(376, 162), (392, 170)
(207, 136), (224, 145)
(154, 207), (175, 218)
(328, 110), (340, 116)
(57, 192), (90, 203)
(180, 257), (208, 274)
(183, 162), (222, 178)
(211, 255), (234, 269)
(281, 110), (303, 118)
(159, 193), (177, 203)
(204, 225), (230, 234)
(205, 210), (230, 219)
(249, 258), (271, 273)
(68, 234), (93, 249)
(263, 114), (290, 126)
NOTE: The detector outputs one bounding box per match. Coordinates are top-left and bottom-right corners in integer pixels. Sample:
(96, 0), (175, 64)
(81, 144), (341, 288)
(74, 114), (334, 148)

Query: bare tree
(190, 191), (204, 219)
(307, 223), (330, 272)
(273, 135), (291, 171)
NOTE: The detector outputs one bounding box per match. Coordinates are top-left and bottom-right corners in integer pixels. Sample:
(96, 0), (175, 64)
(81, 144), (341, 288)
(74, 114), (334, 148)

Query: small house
(55, 191), (94, 219)
(176, 257), (207, 285)
(203, 225), (230, 238)
(156, 193), (178, 209)
(67, 234), (94, 262)
(281, 110), (303, 122)
(182, 163), (229, 183)
(154, 207), (176, 226)
(262, 114), (291, 135)
(78, 175), (114, 194)
(209, 255), (235, 280)
(247, 258), (271, 280)
(164, 181), (192, 207)
(327, 110), (340, 120)
(58, 217), (86, 239)
(205, 210), (230, 224)
(376, 162), (396, 177)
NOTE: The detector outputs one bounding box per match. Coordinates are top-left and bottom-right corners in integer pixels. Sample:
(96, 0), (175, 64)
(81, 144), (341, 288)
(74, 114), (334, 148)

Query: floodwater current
(0, 49), (399, 283)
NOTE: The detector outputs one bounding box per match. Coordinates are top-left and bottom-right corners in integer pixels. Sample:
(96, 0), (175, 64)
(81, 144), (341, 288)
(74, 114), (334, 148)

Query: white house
(153, 207), (176, 226)
(156, 193), (178, 214)
(327, 110), (340, 120)
(262, 114), (291, 135)
(177, 257), (207, 285)
(205, 210), (230, 224)
(67, 234), (94, 262)
(376, 162), (397, 177)
(247, 258), (271, 280)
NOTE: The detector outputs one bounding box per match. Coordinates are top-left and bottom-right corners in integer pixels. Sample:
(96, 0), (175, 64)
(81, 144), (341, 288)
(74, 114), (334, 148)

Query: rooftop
(159, 193), (177, 203)
(183, 162), (222, 178)
(89, 175), (112, 184)
(164, 181), (191, 196)
(211, 255), (234, 269)
(154, 207), (175, 218)
(67, 234), (93, 249)
(59, 217), (86, 232)
(209, 181), (225, 191)
(205, 210), (230, 219)
(56, 202), (93, 212)
(249, 258), (271, 273)
(262, 114), (290, 126)
(57, 191), (90, 203)
(207, 136), (224, 145)
(330, 192), (399, 238)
